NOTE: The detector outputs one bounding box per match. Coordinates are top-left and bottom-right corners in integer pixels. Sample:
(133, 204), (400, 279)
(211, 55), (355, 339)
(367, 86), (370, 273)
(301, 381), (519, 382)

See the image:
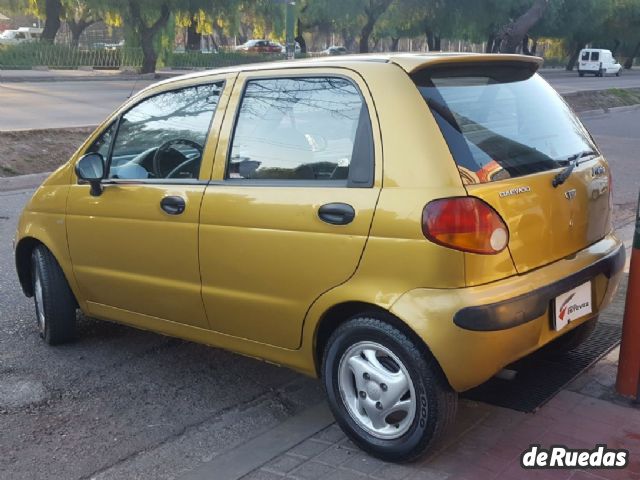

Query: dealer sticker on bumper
(553, 281), (593, 331)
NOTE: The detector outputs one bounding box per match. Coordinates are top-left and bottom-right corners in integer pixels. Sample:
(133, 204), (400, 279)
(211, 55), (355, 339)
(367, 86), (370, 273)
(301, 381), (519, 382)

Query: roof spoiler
(390, 54), (543, 75)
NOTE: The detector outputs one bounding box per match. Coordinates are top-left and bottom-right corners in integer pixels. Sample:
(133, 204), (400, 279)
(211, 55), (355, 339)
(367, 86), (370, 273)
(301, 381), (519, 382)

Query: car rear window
(413, 64), (598, 184)
(581, 51), (590, 61)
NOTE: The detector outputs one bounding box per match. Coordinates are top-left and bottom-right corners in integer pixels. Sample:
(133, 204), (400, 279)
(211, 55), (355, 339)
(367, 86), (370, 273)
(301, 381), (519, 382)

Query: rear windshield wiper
(552, 150), (598, 188)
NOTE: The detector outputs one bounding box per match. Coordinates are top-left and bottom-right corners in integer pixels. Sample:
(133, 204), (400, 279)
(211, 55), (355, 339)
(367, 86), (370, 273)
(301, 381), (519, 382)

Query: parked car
(322, 45), (348, 55)
(15, 53), (624, 462)
(235, 39), (282, 53)
(0, 27), (42, 45)
(578, 48), (622, 77)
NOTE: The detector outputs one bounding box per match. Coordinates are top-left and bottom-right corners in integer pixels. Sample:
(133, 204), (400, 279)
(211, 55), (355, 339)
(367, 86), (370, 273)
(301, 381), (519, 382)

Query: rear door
(413, 63), (611, 274)
(199, 68), (382, 349)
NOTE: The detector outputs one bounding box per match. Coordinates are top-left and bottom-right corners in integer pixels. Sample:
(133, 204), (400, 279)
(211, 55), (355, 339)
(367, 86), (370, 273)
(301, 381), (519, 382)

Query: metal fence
(0, 43), (312, 71)
(0, 43), (143, 69)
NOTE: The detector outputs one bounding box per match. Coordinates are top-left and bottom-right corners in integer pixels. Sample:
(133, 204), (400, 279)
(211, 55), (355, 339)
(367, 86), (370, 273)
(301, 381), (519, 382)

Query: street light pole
(285, 1), (296, 59)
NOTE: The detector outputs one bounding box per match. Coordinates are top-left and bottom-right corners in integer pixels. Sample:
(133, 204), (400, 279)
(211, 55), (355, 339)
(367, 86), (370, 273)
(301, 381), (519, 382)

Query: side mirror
(75, 153), (105, 196)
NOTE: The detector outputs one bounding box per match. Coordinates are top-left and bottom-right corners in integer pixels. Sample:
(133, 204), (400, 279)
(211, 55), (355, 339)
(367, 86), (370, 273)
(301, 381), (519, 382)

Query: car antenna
(128, 73), (140, 99)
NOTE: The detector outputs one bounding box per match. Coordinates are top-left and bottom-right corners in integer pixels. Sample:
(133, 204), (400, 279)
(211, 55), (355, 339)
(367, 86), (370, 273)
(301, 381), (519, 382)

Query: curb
(578, 103), (640, 119)
(182, 402), (334, 480)
(0, 72), (165, 83)
(0, 172), (51, 192)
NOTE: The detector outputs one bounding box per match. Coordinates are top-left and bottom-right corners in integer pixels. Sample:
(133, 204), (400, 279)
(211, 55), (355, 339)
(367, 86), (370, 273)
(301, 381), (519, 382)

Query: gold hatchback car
(15, 53), (625, 461)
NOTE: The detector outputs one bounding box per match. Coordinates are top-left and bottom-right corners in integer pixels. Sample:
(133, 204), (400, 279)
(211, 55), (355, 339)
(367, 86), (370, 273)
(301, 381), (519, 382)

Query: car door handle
(160, 196), (186, 215)
(318, 203), (355, 225)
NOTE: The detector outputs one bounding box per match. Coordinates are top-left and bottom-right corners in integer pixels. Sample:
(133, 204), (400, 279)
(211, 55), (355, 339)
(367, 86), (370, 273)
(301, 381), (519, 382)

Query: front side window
(227, 77), (372, 184)
(100, 83), (222, 180)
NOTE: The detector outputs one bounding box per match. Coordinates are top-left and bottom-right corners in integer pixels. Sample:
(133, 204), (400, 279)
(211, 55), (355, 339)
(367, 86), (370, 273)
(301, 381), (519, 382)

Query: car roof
(152, 52), (543, 90)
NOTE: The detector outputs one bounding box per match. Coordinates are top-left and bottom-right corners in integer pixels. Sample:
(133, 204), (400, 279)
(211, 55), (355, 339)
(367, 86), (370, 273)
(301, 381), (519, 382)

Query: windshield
(413, 65), (598, 184)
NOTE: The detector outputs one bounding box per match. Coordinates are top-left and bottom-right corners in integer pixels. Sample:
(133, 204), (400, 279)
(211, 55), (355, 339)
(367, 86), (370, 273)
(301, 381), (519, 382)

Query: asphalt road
(0, 108), (639, 479)
(1, 69), (640, 131)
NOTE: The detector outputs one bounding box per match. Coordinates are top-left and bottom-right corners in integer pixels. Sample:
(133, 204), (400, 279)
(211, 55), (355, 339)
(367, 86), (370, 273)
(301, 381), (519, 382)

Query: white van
(578, 49), (622, 77)
(0, 27), (43, 45)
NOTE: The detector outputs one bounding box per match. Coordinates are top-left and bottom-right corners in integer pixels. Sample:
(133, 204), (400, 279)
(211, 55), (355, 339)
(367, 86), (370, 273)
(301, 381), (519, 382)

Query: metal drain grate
(462, 322), (621, 412)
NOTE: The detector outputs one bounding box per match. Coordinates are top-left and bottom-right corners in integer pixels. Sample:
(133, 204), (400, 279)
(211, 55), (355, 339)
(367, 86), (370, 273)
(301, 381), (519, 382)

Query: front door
(66, 76), (233, 328)
(199, 69), (382, 349)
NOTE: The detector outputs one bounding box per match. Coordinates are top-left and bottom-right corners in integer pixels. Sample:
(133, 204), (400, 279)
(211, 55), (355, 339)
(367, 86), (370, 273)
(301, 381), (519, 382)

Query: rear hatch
(411, 61), (611, 274)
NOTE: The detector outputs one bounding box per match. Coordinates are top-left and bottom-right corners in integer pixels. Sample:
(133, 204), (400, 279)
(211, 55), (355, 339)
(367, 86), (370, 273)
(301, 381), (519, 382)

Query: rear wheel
(579, 72), (585, 77)
(322, 315), (457, 462)
(31, 245), (77, 345)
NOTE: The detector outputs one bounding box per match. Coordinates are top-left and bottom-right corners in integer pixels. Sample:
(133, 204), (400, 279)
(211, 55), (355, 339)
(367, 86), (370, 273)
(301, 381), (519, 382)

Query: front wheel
(31, 245), (77, 345)
(322, 315), (457, 462)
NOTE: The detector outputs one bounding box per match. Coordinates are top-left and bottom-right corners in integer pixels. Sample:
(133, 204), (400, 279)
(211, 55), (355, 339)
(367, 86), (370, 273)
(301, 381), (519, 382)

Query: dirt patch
(563, 88), (640, 113)
(0, 127), (94, 177)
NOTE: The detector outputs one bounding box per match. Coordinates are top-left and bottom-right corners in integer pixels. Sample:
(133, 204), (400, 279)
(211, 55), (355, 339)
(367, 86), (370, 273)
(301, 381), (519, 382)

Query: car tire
(541, 317), (597, 358)
(322, 314), (457, 462)
(579, 72), (584, 77)
(31, 245), (77, 345)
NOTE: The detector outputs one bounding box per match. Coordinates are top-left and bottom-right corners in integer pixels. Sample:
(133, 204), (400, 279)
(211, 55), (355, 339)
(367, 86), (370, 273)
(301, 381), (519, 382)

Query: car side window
(227, 76), (373, 185)
(106, 83), (222, 180)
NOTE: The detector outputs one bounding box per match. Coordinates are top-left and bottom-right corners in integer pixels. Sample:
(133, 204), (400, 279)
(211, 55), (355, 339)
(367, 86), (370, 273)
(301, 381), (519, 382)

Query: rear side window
(413, 64), (597, 184)
(591, 51), (600, 61)
(227, 77), (374, 186)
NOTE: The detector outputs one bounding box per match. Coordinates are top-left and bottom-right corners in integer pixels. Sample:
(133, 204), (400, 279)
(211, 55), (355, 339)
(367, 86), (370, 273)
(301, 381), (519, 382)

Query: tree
(358, 0), (394, 52)
(492, 0), (550, 53)
(41, 0), (63, 42)
(65, 1), (100, 47)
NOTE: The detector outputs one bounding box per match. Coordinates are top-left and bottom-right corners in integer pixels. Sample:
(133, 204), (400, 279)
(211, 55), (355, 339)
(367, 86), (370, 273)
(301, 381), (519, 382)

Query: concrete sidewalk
(207, 276), (640, 480)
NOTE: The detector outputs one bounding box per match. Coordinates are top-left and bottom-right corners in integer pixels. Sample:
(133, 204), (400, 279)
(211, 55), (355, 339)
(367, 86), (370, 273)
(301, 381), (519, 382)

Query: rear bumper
(390, 234), (625, 392)
(453, 244), (625, 331)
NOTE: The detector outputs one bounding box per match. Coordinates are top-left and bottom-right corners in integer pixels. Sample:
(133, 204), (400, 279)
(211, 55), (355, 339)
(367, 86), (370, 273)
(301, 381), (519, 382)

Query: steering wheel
(152, 139), (203, 179)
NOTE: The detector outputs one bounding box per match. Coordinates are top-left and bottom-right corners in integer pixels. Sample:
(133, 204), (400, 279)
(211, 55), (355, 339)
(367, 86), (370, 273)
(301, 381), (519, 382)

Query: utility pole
(617, 190), (640, 400)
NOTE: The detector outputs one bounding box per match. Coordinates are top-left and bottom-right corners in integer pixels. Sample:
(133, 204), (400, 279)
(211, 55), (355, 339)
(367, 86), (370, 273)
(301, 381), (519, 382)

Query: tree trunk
(359, 18), (375, 53)
(140, 31), (157, 74)
(42, 0), (62, 43)
(342, 29), (356, 52)
(497, 0), (550, 54)
(530, 37), (538, 56)
(295, 18), (307, 54)
(186, 23), (201, 51)
(624, 41), (640, 69)
(566, 42), (586, 71)
(486, 34), (495, 53)
(426, 29), (434, 51)
(391, 37), (400, 52)
(68, 19), (96, 48)
(130, 1), (170, 74)
(611, 39), (621, 57)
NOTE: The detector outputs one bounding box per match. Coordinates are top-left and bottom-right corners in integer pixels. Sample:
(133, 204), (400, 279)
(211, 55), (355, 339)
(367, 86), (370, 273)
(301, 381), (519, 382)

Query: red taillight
(422, 197), (509, 255)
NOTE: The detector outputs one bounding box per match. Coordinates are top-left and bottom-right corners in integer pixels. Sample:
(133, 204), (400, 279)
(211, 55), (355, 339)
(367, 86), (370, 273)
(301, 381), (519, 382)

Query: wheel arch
(313, 301), (449, 385)
(15, 236), (42, 297)
(15, 237), (79, 308)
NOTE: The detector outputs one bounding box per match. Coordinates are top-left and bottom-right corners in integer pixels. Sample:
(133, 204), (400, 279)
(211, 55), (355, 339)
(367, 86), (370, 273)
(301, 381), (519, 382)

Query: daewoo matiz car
(15, 53), (625, 462)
